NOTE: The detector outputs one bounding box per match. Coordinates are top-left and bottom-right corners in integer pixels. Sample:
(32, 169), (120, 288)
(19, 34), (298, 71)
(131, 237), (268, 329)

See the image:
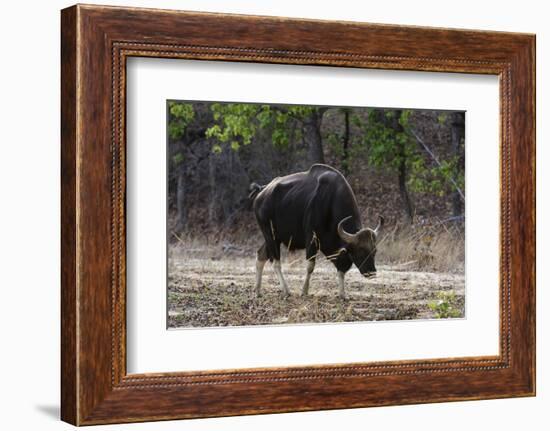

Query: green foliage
(206, 103), (258, 147)
(362, 109), (463, 197)
(325, 131), (344, 157)
(166, 102), (464, 205)
(205, 103), (318, 152)
(428, 291), (462, 318)
(321, 109), (366, 173)
(363, 109), (419, 170)
(408, 155), (463, 196)
(172, 153), (184, 165)
(167, 101), (195, 140)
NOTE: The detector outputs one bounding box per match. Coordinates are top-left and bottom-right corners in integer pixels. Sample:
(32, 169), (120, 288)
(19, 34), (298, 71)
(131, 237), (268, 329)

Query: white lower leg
(273, 260), (290, 296)
(255, 258), (266, 297)
(301, 259), (315, 296)
(338, 271), (347, 299)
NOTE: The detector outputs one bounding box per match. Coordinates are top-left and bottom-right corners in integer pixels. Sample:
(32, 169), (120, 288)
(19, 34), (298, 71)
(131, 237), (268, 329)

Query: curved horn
(337, 216), (358, 244)
(374, 215), (385, 235)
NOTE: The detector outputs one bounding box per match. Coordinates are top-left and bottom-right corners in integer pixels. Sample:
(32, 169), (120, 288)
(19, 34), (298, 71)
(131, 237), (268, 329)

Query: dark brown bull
(251, 164), (383, 299)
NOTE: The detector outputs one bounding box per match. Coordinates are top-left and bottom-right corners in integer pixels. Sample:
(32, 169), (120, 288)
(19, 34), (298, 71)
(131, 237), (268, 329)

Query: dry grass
(377, 223), (464, 274)
(167, 226), (465, 328)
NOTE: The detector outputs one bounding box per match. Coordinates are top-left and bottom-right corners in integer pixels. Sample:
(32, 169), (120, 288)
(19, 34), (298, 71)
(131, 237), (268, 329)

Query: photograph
(52, 2), (536, 426)
(166, 101), (466, 328)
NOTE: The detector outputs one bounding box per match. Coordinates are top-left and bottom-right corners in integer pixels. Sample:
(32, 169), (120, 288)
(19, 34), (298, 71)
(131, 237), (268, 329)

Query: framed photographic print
(61, 4), (535, 425)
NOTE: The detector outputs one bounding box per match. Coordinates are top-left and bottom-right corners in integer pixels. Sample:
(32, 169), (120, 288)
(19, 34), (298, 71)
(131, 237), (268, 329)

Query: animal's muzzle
(363, 271), (376, 278)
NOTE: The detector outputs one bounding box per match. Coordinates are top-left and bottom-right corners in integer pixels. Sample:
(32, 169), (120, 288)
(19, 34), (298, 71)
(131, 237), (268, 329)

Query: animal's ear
(373, 215), (385, 236)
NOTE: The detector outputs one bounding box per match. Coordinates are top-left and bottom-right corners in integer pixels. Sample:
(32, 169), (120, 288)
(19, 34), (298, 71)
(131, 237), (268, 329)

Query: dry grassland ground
(168, 237), (465, 328)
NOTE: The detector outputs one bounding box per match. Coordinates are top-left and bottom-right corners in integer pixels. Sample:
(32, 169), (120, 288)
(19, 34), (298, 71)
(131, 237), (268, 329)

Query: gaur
(250, 164), (383, 299)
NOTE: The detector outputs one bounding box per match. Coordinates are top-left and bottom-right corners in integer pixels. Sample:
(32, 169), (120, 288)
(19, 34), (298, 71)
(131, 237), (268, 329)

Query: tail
(248, 182), (264, 201)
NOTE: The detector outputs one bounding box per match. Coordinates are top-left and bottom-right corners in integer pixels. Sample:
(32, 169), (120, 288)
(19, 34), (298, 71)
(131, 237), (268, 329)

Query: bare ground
(167, 245), (465, 328)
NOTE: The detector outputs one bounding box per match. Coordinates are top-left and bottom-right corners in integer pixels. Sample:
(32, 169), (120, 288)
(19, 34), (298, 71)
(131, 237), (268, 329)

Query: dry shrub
(169, 219), (465, 275)
(377, 222), (464, 274)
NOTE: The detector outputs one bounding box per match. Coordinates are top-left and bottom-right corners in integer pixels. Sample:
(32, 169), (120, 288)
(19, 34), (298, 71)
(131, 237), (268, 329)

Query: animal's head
(337, 215), (384, 277)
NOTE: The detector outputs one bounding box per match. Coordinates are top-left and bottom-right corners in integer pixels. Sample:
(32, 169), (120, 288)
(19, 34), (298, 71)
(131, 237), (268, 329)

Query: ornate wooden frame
(61, 4), (535, 425)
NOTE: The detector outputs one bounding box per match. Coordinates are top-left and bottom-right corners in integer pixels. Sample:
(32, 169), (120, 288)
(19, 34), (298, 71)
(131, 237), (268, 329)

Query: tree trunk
(175, 163), (187, 232)
(451, 112), (465, 217)
(303, 109), (325, 164)
(342, 109), (350, 176)
(398, 156), (414, 224)
(392, 110), (414, 223)
(208, 153), (217, 223)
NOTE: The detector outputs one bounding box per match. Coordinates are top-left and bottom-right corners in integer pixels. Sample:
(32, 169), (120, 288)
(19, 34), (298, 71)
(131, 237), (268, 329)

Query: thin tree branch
(409, 128), (465, 201)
